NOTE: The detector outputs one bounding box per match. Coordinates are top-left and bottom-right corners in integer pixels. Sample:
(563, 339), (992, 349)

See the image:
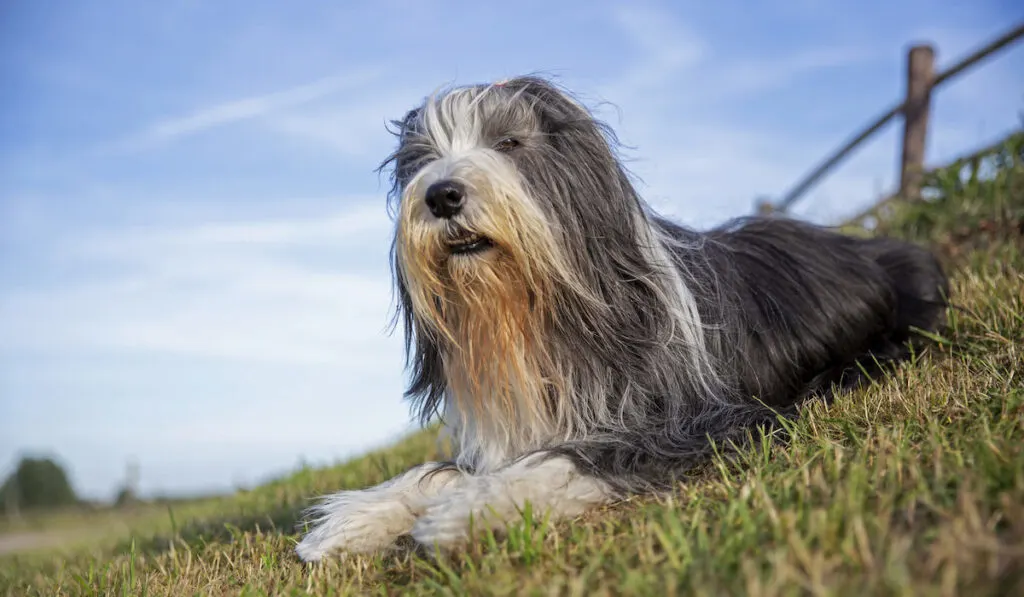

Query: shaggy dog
(295, 76), (949, 561)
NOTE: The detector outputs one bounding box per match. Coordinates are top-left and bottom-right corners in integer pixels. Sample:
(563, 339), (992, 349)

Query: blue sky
(1, 0), (1022, 500)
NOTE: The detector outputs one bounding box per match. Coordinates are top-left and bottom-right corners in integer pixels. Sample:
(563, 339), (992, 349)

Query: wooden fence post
(899, 44), (935, 201)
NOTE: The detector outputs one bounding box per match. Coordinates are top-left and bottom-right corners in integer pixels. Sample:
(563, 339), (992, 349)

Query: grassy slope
(2, 137), (1022, 596)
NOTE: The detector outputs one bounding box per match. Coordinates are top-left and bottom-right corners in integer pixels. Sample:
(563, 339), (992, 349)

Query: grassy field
(2, 134), (1022, 596)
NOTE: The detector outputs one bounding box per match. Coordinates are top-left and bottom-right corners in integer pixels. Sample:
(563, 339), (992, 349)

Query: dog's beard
(395, 167), (593, 450)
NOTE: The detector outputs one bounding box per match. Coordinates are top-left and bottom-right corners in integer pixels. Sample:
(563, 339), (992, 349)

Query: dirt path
(0, 531), (77, 556)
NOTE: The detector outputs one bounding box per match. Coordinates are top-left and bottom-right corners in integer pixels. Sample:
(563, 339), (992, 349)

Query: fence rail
(760, 21), (1024, 216)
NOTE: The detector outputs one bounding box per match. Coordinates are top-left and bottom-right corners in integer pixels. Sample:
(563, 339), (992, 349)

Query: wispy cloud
(588, 5), (707, 112)
(0, 191), (415, 497)
(103, 68), (386, 153)
(708, 45), (879, 98)
(259, 87), (424, 159)
(1, 198), (398, 365)
(71, 197), (389, 251)
(608, 4), (707, 89)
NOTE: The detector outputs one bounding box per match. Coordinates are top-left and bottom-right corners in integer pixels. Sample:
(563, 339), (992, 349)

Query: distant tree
(0, 456), (78, 513)
(113, 486), (138, 508)
(113, 459), (141, 509)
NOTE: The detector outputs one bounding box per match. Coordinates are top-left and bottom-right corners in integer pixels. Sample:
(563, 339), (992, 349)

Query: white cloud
(71, 197), (390, 254)
(103, 67), (387, 153)
(0, 198), (400, 367)
(708, 46), (880, 98)
(0, 191), (417, 498)
(608, 4), (707, 89)
(588, 5), (707, 113)
(259, 88), (423, 158)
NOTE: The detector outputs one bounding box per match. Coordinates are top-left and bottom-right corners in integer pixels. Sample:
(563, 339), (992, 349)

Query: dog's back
(685, 216), (950, 407)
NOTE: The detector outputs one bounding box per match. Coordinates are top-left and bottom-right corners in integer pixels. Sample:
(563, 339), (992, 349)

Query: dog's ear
(378, 106), (426, 204)
(386, 107), (422, 142)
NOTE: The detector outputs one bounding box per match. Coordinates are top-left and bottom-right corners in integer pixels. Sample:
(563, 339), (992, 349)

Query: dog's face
(384, 77), (634, 338)
(380, 76), (643, 435)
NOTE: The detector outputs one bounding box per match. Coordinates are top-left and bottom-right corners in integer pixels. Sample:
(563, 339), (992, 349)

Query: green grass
(2, 138), (1022, 596)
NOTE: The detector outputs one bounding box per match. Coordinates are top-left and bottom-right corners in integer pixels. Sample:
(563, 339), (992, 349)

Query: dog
(294, 76), (949, 562)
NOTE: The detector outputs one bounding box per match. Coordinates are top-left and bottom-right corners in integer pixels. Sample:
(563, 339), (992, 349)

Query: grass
(2, 136), (1022, 596)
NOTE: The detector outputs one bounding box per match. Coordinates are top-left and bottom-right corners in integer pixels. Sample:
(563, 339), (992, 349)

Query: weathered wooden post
(755, 196), (775, 215)
(899, 44), (935, 202)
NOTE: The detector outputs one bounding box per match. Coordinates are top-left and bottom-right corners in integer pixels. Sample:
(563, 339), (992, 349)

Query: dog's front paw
(411, 481), (514, 551)
(295, 489), (416, 562)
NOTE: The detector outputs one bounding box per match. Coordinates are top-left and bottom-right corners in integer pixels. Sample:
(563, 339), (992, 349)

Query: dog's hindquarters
(858, 235), (950, 345)
(801, 232), (950, 395)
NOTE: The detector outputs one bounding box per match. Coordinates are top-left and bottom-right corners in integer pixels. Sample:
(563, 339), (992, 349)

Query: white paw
(409, 455), (615, 552)
(295, 489), (416, 562)
(411, 481), (516, 550)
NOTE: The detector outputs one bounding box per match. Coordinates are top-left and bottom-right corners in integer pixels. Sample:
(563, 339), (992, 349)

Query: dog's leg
(295, 462), (465, 562)
(411, 452), (615, 550)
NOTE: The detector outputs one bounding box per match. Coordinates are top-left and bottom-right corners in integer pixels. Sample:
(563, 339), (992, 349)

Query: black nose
(424, 180), (465, 219)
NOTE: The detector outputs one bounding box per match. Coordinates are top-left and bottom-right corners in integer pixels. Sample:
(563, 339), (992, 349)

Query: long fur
(294, 76), (949, 561)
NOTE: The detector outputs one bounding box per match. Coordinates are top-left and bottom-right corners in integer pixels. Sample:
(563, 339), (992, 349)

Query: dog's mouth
(446, 228), (494, 256)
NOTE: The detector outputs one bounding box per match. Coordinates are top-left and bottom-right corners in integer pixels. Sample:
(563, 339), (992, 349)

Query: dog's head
(383, 77), (644, 339)
(380, 77), (680, 450)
